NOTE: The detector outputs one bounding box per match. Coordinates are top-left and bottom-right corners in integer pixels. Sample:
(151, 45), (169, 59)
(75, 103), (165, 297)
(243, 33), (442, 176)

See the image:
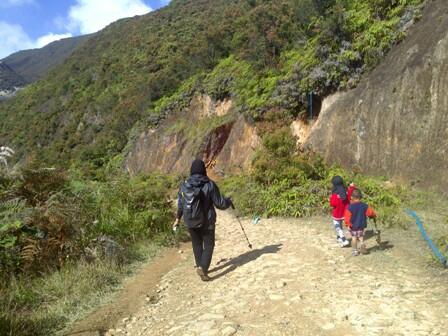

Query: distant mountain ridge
(2, 34), (91, 84)
(0, 61), (26, 99)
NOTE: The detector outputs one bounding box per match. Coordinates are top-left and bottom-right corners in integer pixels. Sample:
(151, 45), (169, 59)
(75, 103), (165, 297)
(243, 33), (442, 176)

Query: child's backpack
(180, 181), (206, 229)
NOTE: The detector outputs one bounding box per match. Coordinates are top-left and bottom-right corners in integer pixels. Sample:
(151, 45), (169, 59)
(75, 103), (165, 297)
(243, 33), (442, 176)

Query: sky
(0, 0), (171, 59)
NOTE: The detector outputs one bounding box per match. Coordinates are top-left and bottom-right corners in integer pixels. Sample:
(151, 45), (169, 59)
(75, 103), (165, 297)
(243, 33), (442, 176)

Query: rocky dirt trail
(83, 211), (447, 336)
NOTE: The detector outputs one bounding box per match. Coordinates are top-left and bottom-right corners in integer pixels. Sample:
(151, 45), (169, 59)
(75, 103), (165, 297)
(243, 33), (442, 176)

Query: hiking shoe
(352, 249), (360, 256)
(196, 267), (211, 282)
(338, 237), (350, 248)
(360, 244), (369, 255)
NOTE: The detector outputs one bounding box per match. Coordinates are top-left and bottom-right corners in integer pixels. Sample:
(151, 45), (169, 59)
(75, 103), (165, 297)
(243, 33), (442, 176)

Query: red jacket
(330, 185), (355, 220)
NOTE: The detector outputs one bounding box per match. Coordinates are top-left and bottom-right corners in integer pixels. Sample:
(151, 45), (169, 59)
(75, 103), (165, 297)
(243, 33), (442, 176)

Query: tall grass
(0, 163), (179, 335)
(0, 242), (161, 336)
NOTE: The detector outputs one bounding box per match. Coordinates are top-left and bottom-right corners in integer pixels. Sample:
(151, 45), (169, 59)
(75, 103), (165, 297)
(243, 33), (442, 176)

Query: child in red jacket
(344, 188), (376, 256)
(330, 176), (354, 247)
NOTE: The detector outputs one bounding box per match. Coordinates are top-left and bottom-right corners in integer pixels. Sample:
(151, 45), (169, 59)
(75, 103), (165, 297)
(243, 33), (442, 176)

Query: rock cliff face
(125, 94), (260, 177)
(305, 0), (448, 188)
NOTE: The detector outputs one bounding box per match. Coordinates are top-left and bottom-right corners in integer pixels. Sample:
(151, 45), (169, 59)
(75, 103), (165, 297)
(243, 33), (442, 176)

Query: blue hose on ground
(405, 209), (447, 268)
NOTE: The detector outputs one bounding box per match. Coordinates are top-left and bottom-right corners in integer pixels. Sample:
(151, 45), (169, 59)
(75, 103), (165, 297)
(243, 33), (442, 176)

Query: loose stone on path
(221, 325), (237, 336)
(116, 211), (448, 336)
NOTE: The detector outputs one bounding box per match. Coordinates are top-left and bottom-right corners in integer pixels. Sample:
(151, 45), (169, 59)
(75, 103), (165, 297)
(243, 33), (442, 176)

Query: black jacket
(177, 174), (231, 229)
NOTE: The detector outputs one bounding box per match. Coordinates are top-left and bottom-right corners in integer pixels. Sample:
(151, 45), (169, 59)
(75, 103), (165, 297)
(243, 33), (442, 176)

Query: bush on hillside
(222, 129), (409, 226)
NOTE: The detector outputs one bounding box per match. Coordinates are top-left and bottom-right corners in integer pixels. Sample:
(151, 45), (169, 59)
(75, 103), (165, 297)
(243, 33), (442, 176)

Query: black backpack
(180, 181), (206, 229)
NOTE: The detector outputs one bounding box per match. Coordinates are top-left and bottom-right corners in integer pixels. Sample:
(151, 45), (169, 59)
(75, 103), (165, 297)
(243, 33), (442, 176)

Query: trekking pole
(373, 217), (382, 247)
(172, 221), (180, 248)
(231, 203), (253, 249)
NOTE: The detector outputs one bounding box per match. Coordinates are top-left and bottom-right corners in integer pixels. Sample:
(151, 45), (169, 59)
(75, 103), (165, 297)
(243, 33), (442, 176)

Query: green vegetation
(0, 163), (180, 335)
(222, 128), (412, 228)
(0, 0), (424, 169)
(0, 242), (161, 336)
(436, 233), (448, 263)
(0, 164), (176, 276)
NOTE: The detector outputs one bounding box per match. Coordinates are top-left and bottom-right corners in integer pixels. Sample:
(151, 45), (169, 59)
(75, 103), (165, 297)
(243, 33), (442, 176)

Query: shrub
(0, 162), (178, 336)
(0, 164), (176, 282)
(222, 129), (412, 226)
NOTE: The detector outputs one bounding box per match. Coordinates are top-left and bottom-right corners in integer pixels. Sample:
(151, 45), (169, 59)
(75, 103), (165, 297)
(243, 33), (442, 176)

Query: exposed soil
(202, 122), (235, 168)
(69, 211), (448, 336)
(125, 95), (260, 178)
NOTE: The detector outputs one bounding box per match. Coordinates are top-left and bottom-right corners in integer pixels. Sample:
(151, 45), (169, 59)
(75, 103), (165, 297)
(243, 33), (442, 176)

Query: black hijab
(190, 159), (207, 176)
(331, 175), (347, 201)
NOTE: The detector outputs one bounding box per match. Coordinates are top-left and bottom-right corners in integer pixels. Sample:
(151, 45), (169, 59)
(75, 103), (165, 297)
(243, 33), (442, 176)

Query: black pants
(188, 226), (215, 272)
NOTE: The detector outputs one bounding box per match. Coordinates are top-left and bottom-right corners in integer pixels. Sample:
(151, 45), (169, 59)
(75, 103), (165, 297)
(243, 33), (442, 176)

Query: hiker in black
(173, 159), (232, 281)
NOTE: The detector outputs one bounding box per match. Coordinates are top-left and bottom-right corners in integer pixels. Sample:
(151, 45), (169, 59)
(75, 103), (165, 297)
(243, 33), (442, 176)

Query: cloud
(67, 0), (152, 34)
(0, 0), (153, 58)
(0, 21), (33, 58)
(0, 0), (35, 7)
(0, 22), (73, 59)
(35, 33), (73, 48)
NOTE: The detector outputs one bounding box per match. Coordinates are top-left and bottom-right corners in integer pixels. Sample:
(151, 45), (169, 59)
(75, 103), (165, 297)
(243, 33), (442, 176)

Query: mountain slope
(0, 0), (424, 174)
(2, 35), (91, 83)
(0, 0), (311, 164)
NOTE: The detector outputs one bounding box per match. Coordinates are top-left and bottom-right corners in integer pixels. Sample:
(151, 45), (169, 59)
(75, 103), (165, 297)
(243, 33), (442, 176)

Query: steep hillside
(0, 62), (26, 98)
(0, 0), (424, 176)
(305, 0), (448, 189)
(0, 0), (297, 166)
(2, 35), (91, 83)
